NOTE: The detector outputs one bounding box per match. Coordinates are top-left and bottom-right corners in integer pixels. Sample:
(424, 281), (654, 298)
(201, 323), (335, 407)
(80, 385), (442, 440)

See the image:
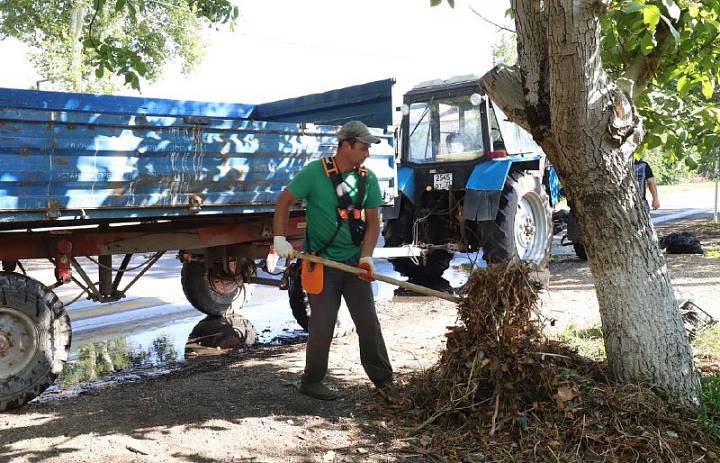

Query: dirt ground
(1, 215), (719, 463)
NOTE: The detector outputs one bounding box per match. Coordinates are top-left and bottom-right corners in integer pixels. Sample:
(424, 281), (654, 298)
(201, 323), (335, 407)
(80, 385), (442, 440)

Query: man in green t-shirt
(272, 121), (393, 401)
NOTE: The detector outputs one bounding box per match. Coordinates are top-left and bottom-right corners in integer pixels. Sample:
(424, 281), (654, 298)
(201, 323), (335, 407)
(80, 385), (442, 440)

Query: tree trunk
(69, 1), (87, 92)
(482, 0), (699, 404)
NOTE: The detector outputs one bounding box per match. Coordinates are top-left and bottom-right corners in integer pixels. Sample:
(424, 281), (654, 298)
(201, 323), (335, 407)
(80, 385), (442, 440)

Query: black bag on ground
(659, 232), (704, 254)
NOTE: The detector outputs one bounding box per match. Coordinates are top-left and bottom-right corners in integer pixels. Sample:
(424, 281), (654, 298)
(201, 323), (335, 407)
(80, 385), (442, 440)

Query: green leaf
(134, 60), (147, 76)
(702, 78), (715, 100)
(640, 31), (657, 54)
(642, 5), (662, 31)
(684, 156), (699, 169)
(622, 1), (646, 14)
(95, 66), (104, 79)
(646, 134), (663, 149)
(115, 0), (126, 12)
(127, 0), (136, 22)
(662, 0), (681, 21)
(446, 0), (455, 7)
(676, 75), (691, 94)
(689, 5), (700, 17)
(430, 0), (442, 6)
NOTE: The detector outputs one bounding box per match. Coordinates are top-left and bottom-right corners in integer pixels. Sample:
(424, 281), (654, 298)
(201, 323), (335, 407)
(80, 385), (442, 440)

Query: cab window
(407, 95), (485, 164)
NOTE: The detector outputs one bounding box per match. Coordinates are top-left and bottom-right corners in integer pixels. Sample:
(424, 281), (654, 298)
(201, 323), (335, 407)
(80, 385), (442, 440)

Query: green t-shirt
(288, 159), (384, 261)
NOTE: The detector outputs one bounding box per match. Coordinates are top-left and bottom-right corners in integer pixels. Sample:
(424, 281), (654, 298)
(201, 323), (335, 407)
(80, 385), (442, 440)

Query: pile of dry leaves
(375, 262), (720, 462)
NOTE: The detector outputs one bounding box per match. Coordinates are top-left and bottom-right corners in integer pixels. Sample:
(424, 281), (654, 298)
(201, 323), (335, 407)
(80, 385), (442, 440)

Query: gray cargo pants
(302, 255), (393, 387)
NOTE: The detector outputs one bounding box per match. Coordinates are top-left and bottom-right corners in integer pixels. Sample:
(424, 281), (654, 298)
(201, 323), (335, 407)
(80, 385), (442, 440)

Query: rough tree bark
(482, 0), (699, 404)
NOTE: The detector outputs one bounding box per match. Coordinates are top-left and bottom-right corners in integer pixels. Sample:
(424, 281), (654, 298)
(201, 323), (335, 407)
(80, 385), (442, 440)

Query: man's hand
(358, 256), (374, 282)
(273, 236), (295, 258)
(652, 198), (660, 209)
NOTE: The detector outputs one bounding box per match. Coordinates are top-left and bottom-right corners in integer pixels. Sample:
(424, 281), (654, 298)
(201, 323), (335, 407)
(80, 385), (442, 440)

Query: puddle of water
(57, 308), (306, 390)
(48, 251), (481, 396)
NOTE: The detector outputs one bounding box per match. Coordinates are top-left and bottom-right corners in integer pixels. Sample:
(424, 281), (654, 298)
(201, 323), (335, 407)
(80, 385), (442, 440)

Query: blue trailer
(0, 80), (397, 411)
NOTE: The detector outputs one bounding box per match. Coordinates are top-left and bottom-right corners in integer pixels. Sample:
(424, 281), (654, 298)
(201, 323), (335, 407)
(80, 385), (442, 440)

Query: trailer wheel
(481, 172), (553, 266)
(383, 196), (453, 279)
(287, 261), (310, 331)
(181, 261), (251, 317)
(0, 272), (71, 411)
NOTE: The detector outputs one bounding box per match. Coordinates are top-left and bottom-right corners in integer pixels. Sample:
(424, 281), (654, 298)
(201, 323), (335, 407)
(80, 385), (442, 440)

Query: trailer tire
(181, 261), (250, 317)
(287, 261), (310, 331)
(481, 171), (553, 266)
(383, 197), (453, 279)
(0, 272), (71, 412)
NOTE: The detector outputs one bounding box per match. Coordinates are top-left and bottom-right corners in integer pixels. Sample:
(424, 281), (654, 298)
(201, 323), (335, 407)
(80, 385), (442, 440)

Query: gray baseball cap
(336, 120), (382, 144)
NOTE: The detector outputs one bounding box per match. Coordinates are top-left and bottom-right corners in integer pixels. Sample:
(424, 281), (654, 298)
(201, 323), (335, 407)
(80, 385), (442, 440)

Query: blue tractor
(382, 76), (560, 282)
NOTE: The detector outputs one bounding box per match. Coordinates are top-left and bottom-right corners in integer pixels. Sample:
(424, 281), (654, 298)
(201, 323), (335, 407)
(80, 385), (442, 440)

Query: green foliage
(0, 0), (230, 91)
(699, 373), (720, 440)
(693, 324), (720, 355)
(430, 0), (454, 8)
(641, 148), (693, 184)
(493, 31), (517, 66)
(600, 0), (720, 167)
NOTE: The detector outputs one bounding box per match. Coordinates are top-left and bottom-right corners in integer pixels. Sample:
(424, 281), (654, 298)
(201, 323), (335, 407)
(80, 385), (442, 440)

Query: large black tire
(481, 171), (553, 266)
(0, 272), (71, 411)
(287, 261), (310, 331)
(181, 261), (251, 317)
(383, 197), (453, 279)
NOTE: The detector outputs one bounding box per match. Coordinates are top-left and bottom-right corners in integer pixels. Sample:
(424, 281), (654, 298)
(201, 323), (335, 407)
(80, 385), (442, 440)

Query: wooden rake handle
(295, 251), (461, 303)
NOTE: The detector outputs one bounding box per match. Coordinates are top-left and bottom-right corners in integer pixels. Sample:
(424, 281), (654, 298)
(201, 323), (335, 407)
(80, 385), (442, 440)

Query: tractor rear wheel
(481, 172), (553, 266)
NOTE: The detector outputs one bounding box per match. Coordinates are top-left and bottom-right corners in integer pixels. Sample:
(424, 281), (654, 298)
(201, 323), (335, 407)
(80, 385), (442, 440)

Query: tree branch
(468, 4), (515, 33)
(512, 0), (551, 139)
(480, 64), (532, 133)
(621, 24), (674, 99)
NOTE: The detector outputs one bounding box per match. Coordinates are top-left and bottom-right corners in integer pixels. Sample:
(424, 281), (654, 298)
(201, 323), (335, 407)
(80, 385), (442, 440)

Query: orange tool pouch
(301, 258), (324, 295)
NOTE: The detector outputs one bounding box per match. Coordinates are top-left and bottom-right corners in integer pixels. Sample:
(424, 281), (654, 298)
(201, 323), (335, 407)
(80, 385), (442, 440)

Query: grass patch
(700, 373), (720, 441)
(707, 250), (720, 259)
(556, 323), (606, 361)
(693, 324), (720, 356)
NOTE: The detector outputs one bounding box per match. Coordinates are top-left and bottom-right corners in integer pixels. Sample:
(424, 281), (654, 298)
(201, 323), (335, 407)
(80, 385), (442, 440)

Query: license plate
(433, 173), (452, 190)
